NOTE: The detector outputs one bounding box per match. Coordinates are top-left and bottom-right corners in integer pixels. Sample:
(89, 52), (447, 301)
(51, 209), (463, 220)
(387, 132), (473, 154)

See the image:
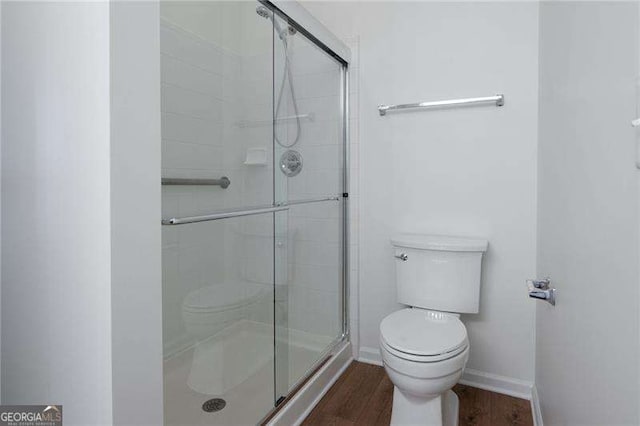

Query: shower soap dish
(244, 148), (267, 166)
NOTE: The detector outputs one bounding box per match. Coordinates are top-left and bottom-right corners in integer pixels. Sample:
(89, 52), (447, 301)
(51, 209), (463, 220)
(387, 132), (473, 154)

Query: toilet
(380, 233), (488, 426)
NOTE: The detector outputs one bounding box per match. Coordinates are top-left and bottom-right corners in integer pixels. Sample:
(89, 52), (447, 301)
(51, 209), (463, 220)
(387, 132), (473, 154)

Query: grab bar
(162, 205), (289, 225)
(378, 94), (504, 116)
(162, 177), (230, 189)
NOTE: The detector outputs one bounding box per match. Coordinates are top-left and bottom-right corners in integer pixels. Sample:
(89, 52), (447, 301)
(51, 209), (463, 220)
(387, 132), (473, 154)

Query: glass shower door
(160, 2), (277, 425)
(271, 11), (347, 400)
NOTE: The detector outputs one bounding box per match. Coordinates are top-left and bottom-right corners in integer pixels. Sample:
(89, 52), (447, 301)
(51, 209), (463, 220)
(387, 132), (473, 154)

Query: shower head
(255, 5), (297, 40)
(256, 5), (271, 19)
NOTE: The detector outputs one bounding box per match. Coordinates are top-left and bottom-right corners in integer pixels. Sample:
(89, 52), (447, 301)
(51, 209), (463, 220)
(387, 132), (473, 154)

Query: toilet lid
(183, 282), (269, 313)
(380, 308), (467, 357)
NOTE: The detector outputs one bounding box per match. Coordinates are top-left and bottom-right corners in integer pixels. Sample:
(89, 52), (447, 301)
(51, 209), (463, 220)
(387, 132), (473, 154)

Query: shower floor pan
(164, 319), (334, 426)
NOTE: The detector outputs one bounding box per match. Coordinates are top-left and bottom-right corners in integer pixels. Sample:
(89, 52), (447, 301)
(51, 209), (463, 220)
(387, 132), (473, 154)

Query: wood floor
(301, 361), (533, 426)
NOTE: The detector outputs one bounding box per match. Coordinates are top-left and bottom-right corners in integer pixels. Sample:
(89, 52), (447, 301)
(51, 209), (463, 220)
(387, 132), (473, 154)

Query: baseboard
(459, 368), (532, 400)
(531, 384), (543, 426)
(357, 346), (533, 402)
(358, 346), (383, 366)
(267, 341), (353, 426)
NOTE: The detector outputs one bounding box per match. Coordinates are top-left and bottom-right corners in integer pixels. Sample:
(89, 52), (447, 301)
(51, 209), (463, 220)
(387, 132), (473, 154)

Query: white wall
(110, 3), (163, 425)
(536, 2), (639, 424)
(1, 2), (113, 423)
(1, 3), (165, 423)
(302, 1), (539, 385)
(0, 0), (3, 400)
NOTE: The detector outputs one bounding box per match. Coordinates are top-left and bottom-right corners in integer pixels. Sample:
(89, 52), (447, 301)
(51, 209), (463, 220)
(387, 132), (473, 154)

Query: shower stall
(159, 2), (349, 424)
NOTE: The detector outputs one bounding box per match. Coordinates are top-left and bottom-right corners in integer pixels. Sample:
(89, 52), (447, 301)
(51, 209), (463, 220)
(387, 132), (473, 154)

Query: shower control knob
(280, 150), (303, 177)
(395, 253), (408, 261)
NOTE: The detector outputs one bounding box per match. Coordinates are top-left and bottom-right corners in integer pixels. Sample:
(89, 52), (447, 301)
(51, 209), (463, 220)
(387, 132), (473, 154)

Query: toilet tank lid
(391, 233), (488, 252)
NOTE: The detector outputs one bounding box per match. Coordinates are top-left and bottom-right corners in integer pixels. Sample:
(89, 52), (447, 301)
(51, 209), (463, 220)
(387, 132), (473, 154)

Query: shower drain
(202, 398), (226, 413)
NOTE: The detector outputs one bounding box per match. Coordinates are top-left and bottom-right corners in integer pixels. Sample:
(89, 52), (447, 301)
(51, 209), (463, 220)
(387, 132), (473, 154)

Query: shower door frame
(261, 0), (351, 419)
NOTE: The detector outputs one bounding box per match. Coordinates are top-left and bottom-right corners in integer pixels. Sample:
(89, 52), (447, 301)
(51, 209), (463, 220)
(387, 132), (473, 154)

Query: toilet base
(443, 390), (459, 426)
(390, 388), (459, 426)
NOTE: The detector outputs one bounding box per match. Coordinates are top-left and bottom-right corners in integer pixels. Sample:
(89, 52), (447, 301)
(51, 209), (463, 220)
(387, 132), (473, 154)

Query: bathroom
(0, 1), (638, 425)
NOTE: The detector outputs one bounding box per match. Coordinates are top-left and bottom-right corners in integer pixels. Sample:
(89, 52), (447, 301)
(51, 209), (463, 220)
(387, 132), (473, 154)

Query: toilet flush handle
(526, 278), (556, 306)
(394, 253), (408, 261)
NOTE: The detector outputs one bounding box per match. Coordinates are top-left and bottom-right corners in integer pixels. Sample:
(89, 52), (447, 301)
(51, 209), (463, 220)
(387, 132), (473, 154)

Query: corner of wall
(531, 384), (543, 426)
(358, 346), (382, 366)
(459, 369), (533, 401)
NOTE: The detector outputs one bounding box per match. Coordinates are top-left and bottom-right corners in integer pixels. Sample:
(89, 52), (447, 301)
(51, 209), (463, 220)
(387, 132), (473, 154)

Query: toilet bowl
(380, 308), (468, 426)
(381, 234), (488, 425)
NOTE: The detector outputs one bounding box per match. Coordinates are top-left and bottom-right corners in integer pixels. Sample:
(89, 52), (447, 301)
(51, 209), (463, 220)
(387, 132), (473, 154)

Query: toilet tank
(391, 234), (488, 314)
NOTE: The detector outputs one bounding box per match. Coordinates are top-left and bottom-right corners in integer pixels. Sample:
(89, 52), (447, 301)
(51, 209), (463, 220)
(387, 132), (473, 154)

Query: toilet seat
(380, 308), (468, 362)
